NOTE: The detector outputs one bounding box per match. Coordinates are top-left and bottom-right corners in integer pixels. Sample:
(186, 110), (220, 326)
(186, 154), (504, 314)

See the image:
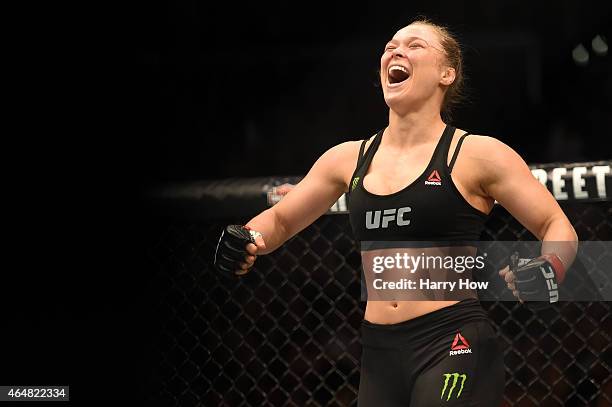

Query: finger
(246, 243), (258, 255)
(512, 290), (524, 303)
(508, 282), (516, 291)
(254, 235), (266, 251)
(245, 256), (256, 267)
(498, 266), (509, 276)
(235, 263), (251, 276)
(504, 271), (515, 284)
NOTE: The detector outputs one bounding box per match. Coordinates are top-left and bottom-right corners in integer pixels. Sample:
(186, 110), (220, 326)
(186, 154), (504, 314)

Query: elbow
(539, 214), (578, 243)
(563, 216), (578, 243)
(570, 223), (578, 243)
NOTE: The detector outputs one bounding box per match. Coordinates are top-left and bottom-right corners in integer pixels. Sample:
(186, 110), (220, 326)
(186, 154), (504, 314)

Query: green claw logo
(351, 177), (360, 191)
(440, 372), (467, 401)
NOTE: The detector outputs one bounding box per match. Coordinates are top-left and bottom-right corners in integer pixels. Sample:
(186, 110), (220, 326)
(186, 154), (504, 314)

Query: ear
(440, 66), (456, 86)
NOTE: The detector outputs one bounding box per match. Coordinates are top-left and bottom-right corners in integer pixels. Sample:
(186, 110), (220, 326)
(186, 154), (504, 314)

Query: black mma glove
(511, 252), (566, 303)
(214, 225), (261, 276)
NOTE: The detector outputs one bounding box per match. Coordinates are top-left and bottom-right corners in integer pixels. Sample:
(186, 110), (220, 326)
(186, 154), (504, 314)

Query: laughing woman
(214, 18), (577, 406)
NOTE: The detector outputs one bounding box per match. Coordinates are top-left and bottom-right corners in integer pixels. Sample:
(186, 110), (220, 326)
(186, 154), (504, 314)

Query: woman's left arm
(476, 136), (578, 270)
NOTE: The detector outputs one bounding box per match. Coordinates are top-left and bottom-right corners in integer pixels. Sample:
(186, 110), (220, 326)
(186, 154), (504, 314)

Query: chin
(383, 93), (413, 114)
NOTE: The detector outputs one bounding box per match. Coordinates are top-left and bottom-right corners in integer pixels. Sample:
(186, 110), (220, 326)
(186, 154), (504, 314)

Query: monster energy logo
(440, 372), (467, 401)
(351, 177), (360, 191)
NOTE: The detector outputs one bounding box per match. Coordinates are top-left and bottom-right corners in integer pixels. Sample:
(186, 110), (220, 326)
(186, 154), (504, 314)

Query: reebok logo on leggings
(449, 332), (472, 356)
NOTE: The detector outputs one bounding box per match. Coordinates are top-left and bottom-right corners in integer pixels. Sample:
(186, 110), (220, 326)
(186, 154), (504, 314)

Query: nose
(392, 48), (405, 58)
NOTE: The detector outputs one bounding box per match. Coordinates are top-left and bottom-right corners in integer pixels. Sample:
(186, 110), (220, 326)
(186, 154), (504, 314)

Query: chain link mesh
(144, 202), (612, 406)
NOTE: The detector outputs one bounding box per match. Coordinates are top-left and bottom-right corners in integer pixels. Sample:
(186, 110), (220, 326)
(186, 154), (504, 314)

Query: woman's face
(380, 24), (452, 114)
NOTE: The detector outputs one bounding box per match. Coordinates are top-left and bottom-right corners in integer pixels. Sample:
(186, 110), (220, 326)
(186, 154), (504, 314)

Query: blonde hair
(409, 17), (466, 121)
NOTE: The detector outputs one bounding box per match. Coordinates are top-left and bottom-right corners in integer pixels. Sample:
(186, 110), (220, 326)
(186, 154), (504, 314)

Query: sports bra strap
(448, 132), (471, 173)
(348, 131), (382, 194)
(358, 138), (367, 162)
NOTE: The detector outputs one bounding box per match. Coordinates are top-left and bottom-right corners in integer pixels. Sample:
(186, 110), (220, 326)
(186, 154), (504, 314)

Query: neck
(385, 102), (447, 149)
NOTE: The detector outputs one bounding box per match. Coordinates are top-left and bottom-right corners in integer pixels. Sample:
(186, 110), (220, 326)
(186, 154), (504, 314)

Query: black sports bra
(347, 124), (489, 242)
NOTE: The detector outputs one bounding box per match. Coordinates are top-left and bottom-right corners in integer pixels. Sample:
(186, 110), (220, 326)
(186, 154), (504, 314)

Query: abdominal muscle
(364, 300), (459, 324)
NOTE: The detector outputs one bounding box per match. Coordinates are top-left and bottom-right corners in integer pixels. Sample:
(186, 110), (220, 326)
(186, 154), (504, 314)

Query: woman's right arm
(246, 141), (357, 255)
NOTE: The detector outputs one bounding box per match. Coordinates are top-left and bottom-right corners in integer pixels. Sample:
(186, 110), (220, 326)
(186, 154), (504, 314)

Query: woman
(214, 18), (577, 406)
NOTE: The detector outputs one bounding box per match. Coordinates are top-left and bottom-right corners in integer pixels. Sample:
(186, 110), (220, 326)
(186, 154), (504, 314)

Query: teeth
(388, 65), (408, 74)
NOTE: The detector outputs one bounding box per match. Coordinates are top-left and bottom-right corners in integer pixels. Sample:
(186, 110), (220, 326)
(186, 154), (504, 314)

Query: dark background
(3, 1), (610, 404)
(131, 1), (611, 186)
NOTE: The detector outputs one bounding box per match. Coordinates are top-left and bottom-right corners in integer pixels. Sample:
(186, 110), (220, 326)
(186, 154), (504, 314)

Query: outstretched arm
(478, 137), (578, 267)
(246, 141), (355, 255)
(475, 137), (578, 301)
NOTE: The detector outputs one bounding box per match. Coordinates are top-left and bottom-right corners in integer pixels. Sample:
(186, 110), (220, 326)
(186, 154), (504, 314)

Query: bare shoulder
(457, 133), (524, 165)
(456, 133), (532, 183)
(319, 140), (360, 166)
(317, 134), (377, 190)
(337, 133), (377, 161)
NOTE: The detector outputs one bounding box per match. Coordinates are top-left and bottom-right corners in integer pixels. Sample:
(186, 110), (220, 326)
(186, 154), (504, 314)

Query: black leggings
(358, 299), (504, 406)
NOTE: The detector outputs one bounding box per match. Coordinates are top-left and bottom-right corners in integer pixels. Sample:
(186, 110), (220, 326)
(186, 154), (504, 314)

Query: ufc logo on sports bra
(365, 207), (411, 229)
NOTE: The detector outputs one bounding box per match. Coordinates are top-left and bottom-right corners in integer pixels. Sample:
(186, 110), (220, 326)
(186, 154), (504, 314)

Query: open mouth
(388, 65), (410, 85)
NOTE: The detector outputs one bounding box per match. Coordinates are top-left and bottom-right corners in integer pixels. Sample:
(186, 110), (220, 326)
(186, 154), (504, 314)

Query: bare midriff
(364, 300), (460, 324)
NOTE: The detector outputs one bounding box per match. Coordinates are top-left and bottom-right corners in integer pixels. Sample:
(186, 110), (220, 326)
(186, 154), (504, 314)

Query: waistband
(360, 299), (489, 349)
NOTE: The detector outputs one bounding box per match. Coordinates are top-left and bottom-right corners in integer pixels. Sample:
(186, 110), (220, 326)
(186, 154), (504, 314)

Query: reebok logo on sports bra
(425, 169), (442, 186)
